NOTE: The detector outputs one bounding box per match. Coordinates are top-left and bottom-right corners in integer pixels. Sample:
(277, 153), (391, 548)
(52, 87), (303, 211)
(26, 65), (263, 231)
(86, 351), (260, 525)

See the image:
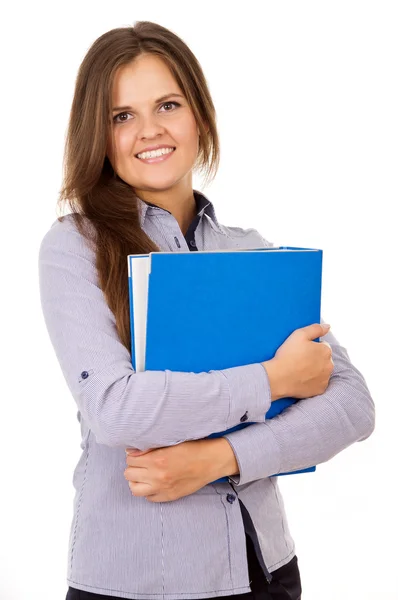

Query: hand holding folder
(127, 246), (323, 483)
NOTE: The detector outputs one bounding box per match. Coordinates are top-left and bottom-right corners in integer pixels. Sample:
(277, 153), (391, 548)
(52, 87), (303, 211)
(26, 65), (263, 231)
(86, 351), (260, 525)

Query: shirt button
(81, 371), (89, 379)
(226, 494), (236, 504)
(240, 411), (249, 422)
(174, 236), (181, 248)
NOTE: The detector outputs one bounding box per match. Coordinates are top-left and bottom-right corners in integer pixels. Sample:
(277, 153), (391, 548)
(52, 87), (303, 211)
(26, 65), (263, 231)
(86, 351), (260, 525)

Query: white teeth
(137, 147), (175, 159)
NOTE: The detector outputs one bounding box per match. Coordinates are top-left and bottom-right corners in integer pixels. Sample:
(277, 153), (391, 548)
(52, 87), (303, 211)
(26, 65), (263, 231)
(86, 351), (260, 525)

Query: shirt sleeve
(38, 216), (272, 450)
(222, 323), (376, 486)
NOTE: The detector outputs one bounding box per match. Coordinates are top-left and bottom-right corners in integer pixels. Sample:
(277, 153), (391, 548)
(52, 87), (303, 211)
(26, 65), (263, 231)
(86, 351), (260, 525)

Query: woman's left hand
(124, 439), (216, 503)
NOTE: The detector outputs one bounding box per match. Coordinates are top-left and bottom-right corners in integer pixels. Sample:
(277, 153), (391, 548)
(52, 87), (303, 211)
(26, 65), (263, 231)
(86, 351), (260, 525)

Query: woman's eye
(160, 101), (180, 112)
(113, 102), (180, 124)
(113, 112), (131, 124)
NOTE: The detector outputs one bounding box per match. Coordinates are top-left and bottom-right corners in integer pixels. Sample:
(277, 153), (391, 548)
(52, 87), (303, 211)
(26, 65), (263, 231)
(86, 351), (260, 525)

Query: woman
(38, 21), (375, 600)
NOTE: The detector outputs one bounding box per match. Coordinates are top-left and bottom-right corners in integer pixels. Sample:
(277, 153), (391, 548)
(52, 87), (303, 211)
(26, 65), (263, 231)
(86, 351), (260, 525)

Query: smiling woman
(106, 53), (204, 210)
(38, 17), (375, 600)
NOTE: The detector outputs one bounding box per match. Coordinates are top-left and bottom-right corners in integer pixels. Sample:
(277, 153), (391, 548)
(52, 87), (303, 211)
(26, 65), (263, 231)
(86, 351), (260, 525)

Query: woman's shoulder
(38, 213), (96, 261)
(47, 212), (94, 234)
(216, 220), (275, 248)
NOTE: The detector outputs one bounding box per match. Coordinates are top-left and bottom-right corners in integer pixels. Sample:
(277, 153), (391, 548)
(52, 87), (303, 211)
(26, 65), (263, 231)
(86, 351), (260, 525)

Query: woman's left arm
(124, 327), (375, 498)
(124, 437), (239, 502)
(222, 326), (376, 486)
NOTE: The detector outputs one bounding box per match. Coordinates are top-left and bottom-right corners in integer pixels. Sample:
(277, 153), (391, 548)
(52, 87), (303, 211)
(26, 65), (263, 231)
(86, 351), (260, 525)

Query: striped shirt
(38, 189), (375, 599)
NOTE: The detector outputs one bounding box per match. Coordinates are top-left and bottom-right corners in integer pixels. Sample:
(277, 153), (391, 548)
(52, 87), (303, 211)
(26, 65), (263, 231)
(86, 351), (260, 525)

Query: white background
(1, 2), (397, 599)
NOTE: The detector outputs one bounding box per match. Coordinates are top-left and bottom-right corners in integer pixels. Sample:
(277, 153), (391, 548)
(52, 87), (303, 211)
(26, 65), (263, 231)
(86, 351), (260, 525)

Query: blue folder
(127, 246), (323, 483)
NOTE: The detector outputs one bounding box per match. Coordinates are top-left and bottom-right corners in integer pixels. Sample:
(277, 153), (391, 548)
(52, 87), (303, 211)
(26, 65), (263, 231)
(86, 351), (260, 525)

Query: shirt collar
(137, 189), (223, 233)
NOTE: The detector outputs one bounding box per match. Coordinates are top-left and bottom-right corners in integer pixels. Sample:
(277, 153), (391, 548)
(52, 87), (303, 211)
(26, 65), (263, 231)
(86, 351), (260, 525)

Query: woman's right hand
(262, 323), (334, 401)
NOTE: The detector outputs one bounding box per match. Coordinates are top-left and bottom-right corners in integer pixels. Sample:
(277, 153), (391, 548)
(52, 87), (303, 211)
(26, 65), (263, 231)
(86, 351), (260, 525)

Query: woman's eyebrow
(112, 93), (185, 112)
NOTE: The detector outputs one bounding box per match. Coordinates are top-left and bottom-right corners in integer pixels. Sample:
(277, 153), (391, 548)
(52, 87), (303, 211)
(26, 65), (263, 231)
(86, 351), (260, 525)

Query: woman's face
(107, 54), (200, 195)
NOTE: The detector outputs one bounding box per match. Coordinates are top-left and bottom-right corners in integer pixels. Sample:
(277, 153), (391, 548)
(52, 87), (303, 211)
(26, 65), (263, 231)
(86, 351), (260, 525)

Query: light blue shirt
(38, 190), (375, 599)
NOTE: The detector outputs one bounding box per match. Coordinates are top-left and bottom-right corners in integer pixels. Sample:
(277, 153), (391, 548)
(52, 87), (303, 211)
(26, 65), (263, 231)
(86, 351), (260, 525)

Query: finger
(321, 341), (333, 356)
(124, 467), (147, 482)
(321, 341), (331, 350)
(128, 481), (152, 497)
(126, 454), (149, 466)
(301, 323), (331, 340)
(320, 341), (334, 365)
(145, 494), (169, 503)
(126, 448), (153, 456)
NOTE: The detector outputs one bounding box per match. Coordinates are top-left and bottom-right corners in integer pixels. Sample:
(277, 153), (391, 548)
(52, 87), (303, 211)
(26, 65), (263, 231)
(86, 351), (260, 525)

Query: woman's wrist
(261, 359), (288, 401)
(203, 438), (239, 480)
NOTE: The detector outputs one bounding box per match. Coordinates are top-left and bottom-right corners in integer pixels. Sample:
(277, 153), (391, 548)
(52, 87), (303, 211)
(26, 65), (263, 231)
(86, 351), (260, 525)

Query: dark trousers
(245, 531), (302, 599)
(66, 533), (301, 600)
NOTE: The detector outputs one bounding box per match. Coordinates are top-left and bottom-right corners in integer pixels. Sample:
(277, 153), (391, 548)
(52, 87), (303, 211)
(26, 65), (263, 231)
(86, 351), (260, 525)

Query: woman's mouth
(135, 147), (176, 164)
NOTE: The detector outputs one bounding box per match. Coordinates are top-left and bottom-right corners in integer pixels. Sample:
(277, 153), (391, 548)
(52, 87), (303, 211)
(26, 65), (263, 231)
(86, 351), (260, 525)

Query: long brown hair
(57, 21), (220, 355)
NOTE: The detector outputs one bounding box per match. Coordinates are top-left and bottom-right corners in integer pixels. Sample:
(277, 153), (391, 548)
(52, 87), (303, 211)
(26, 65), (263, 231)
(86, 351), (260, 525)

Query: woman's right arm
(38, 217), (272, 451)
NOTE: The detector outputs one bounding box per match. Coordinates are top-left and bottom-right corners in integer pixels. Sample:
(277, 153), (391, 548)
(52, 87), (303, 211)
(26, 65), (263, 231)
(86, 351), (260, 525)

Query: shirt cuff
(217, 363), (272, 431)
(222, 422), (281, 486)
